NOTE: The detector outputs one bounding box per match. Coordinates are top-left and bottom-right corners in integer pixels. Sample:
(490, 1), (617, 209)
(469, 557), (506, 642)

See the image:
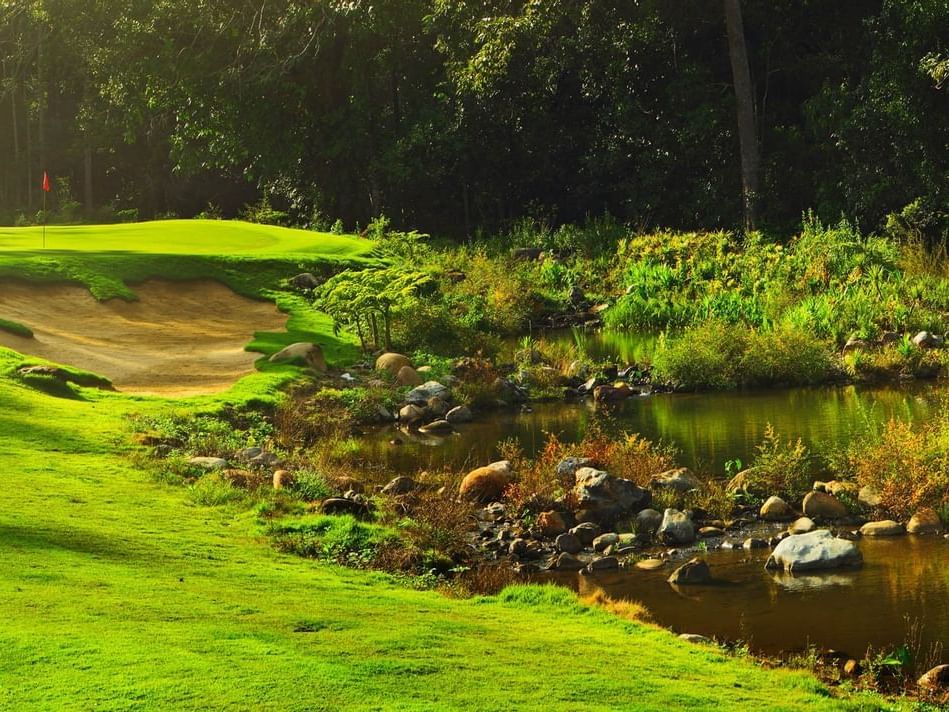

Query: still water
(361, 329), (948, 656)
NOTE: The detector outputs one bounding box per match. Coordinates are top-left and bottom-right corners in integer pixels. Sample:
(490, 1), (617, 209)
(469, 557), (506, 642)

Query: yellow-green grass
(0, 348), (892, 710)
(0, 220), (376, 259)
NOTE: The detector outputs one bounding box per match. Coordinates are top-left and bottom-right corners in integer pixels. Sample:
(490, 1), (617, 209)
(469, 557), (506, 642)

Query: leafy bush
(187, 475), (246, 507)
(269, 515), (399, 567)
(290, 469), (333, 501)
(734, 426), (813, 502)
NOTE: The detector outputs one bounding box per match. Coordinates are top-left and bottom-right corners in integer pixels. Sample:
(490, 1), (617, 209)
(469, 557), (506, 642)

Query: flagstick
(43, 188), (47, 249)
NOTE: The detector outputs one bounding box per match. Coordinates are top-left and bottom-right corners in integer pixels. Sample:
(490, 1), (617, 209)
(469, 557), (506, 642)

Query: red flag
(42, 171), (51, 193)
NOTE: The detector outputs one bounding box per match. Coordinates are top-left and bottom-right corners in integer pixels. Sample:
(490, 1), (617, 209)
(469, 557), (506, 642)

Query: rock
(679, 634), (713, 644)
(459, 461), (514, 503)
(418, 420), (453, 435)
(249, 451), (281, 469)
(592, 533), (619, 552)
(398, 404), (427, 424)
(492, 377), (528, 403)
(765, 530), (863, 572)
(652, 468), (702, 493)
(843, 659), (861, 677)
(321, 497), (371, 518)
(859, 520), (905, 537)
(858, 485), (883, 509)
(554, 553), (585, 571)
(382, 476), (417, 496)
(789, 516), (817, 534)
(426, 397), (451, 418)
(912, 331), (942, 349)
(268, 342), (327, 372)
(272, 469), (294, 490)
(556, 532), (583, 555)
(743, 537), (769, 550)
(555, 457), (594, 479)
(635, 508), (663, 536)
(481, 502), (506, 521)
(802, 491), (849, 519)
(406, 381), (450, 404)
(843, 337), (868, 352)
(376, 352), (412, 375)
(508, 539), (529, 558)
(699, 527), (725, 538)
(573, 467), (650, 524)
(537, 511), (569, 538)
(907, 508), (944, 535)
(918, 664), (949, 691)
(760, 496), (794, 522)
(395, 365), (423, 387)
(668, 557), (712, 585)
(658, 509), (695, 545)
(416, 365), (433, 374)
(445, 406), (473, 424)
(235, 446), (263, 462)
(289, 272), (320, 290)
(586, 556), (619, 572)
(593, 384), (633, 402)
(635, 558), (665, 571)
(814, 480), (858, 498)
(570, 522), (601, 546)
(188, 456), (228, 471)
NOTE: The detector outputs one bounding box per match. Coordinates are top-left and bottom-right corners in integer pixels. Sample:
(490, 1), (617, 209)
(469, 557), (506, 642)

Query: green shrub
(652, 322), (745, 390)
(269, 515), (399, 566)
(290, 469), (333, 501)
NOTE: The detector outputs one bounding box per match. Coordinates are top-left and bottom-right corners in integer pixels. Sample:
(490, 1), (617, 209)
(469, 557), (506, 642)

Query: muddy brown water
(545, 536), (949, 658)
(360, 329), (949, 658)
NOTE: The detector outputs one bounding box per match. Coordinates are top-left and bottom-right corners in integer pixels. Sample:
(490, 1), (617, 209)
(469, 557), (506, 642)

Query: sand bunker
(0, 280), (288, 396)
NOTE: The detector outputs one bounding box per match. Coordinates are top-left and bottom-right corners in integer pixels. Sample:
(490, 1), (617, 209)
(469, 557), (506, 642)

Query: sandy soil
(0, 280), (288, 396)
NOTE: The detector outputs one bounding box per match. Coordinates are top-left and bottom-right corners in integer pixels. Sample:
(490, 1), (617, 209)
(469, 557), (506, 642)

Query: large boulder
(858, 485), (883, 509)
(268, 342), (327, 372)
(658, 508), (695, 545)
(651, 468), (701, 493)
(859, 520), (905, 537)
(760, 495), (794, 522)
(635, 508), (664, 536)
(668, 558), (712, 585)
(460, 461), (514, 503)
(918, 664), (949, 691)
(188, 456), (228, 471)
(289, 272), (320, 290)
(556, 533), (583, 555)
(573, 467), (650, 525)
(406, 381), (450, 404)
(555, 457), (594, 479)
(376, 352), (412, 375)
(765, 530), (863, 572)
(907, 508), (944, 535)
(446, 406), (473, 424)
(802, 491), (849, 519)
(395, 366), (423, 387)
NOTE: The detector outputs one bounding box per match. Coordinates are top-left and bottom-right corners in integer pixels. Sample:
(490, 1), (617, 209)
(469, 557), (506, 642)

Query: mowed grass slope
(0, 362), (888, 711)
(0, 222), (891, 710)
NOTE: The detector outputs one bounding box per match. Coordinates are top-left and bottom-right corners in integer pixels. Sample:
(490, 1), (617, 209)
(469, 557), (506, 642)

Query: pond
(360, 328), (948, 657)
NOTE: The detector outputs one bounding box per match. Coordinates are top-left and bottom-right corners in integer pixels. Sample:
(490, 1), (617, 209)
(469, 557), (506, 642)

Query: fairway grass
(0, 222), (894, 710)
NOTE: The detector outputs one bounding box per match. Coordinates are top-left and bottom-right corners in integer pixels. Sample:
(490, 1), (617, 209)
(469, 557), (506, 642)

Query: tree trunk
(383, 306), (391, 352)
(84, 145), (94, 216)
(723, 0), (761, 232)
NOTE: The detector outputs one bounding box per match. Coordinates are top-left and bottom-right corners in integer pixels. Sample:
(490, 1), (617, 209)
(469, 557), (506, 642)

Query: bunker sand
(0, 280), (288, 396)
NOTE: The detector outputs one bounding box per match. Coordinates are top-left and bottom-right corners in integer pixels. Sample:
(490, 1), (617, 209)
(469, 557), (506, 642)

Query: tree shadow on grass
(0, 524), (143, 563)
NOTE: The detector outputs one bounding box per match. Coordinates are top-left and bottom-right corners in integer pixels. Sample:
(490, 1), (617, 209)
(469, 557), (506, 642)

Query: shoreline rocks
(765, 530), (863, 572)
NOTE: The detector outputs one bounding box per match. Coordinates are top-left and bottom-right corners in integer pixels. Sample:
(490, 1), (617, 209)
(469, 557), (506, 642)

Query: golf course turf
(0, 221), (893, 710)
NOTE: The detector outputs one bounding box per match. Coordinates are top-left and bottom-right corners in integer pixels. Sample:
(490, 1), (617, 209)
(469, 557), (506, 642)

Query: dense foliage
(1, 1), (947, 237)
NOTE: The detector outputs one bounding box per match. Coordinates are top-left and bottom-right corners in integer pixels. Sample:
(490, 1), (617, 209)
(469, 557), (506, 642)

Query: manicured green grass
(0, 222), (893, 710)
(0, 356), (891, 711)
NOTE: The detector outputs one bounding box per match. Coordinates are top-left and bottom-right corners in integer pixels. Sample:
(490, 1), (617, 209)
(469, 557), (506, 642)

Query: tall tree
(723, 0), (761, 232)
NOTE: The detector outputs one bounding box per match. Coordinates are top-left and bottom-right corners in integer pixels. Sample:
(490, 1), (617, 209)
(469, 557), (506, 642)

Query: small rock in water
(699, 526), (725, 538)
(658, 508), (695, 545)
(445, 405), (473, 424)
(418, 419), (452, 434)
(859, 520), (905, 537)
(759, 495), (794, 522)
(907, 508), (944, 535)
(556, 533), (583, 555)
(592, 533), (619, 552)
(802, 491), (849, 520)
(765, 530), (862, 572)
(743, 538), (769, 550)
(570, 522), (601, 546)
(667, 557), (712, 585)
(634, 508), (663, 536)
(554, 553), (585, 571)
(586, 556), (619, 572)
(789, 517), (817, 534)
(635, 558), (665, 571)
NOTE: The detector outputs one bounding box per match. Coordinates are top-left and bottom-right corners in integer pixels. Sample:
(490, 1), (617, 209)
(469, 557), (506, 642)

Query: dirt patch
(0, 280), (288, 396)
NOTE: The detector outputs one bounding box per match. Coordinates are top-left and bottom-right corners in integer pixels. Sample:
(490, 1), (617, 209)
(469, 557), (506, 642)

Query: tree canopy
(1, 0), (947, 238)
